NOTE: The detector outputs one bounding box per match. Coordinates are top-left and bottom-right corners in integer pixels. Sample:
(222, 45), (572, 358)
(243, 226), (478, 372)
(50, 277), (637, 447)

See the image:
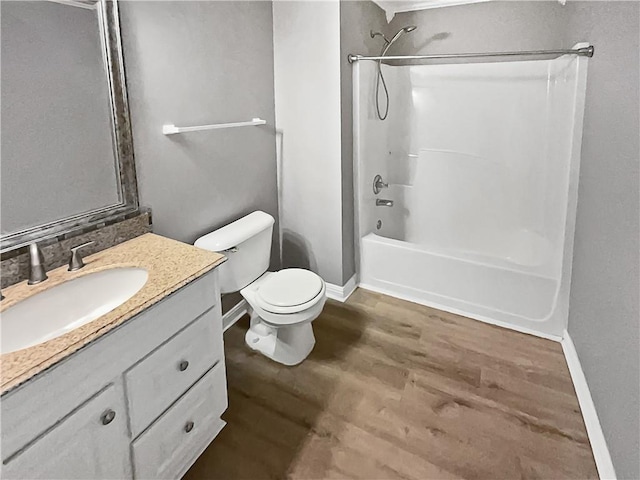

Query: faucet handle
(373, 174), (389, 194)
(68, 241), (94, 272)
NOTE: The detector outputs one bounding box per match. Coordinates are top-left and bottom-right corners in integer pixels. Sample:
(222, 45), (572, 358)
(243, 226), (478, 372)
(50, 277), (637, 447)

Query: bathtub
(359, 232), (563, 339)
(352, 50), (589, 339)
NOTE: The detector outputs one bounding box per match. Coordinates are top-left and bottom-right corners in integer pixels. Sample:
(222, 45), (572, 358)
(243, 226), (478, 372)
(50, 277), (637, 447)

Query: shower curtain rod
(347, 45), (594, 63)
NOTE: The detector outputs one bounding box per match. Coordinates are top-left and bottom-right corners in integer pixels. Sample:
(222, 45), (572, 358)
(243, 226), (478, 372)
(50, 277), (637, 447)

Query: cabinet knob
(101, 409), (116, 425)
(185, 421), (195, 433)
(178, 360), (189, 372)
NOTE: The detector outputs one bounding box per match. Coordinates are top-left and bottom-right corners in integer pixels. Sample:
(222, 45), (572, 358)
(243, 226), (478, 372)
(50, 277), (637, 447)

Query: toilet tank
(195, 211), (275, 294)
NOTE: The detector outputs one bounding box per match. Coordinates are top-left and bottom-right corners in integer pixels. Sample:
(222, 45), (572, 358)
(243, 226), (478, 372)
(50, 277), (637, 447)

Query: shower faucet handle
(373, 174), (388, 194)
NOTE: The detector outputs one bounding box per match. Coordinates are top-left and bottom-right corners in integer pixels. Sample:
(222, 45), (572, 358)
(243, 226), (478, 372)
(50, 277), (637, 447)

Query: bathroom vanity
(0, 234), (226, 479)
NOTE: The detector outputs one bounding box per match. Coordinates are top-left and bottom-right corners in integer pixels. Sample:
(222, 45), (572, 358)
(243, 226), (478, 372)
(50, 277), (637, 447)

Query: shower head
(374, 24), (418, 121)
(371, 25), (417, 49)
(389, 25), (418, 44)
(381, 25), (418, 56)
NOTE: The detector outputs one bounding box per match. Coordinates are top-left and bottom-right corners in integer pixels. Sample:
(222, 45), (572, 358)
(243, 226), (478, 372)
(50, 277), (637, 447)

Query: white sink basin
(0, 267), (149, 354)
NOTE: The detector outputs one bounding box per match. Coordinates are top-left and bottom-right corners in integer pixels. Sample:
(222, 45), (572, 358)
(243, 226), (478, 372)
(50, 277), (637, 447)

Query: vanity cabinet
(1, 269), (225, 480)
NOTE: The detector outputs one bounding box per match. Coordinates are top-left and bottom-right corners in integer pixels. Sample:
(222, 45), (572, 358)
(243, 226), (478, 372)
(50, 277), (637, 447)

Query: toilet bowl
(241, 269), (326, 365)
(194, 211), (326, 365)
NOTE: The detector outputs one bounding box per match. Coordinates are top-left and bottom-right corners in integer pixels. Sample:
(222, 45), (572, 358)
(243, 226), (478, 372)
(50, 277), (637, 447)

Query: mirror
(0, 0), (138, 252)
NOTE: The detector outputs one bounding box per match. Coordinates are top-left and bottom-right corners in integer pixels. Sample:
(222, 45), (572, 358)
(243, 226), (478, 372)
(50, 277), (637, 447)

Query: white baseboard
(325, 274), (357, 303)
(562, 330), (617, 480)
(222, 299), (249, 332)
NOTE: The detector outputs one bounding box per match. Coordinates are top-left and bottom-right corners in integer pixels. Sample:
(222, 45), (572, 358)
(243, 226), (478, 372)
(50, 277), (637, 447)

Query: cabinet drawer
(2, 383), (131, 480)
(125, 308), (222, 437)
(132, 362), (228, 479)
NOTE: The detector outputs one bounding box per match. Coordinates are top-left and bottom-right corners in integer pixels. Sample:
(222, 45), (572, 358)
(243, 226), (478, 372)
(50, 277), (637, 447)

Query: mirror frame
(0, 0), (138, 253)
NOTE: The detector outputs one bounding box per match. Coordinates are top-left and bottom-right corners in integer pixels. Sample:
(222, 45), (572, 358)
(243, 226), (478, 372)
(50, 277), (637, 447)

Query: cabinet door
(2, 383), (131, 480)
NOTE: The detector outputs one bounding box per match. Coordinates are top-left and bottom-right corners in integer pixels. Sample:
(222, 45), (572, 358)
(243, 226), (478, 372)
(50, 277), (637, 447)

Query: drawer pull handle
(101, 409), (116, 426)
(178, 360), (189, 371)
(185, 421), (195, 433)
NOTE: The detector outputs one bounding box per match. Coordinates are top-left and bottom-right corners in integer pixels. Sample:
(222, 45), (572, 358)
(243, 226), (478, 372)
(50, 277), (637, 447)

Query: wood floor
(185, 289), (598, 480)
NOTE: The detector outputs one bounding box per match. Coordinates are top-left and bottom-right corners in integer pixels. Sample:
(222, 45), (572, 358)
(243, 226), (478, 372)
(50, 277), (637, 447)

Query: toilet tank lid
(195, 211), (275, 252)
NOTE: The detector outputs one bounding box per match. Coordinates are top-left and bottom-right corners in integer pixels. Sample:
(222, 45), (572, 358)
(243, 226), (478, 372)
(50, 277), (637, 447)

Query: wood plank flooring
(184, 289), (598, 480)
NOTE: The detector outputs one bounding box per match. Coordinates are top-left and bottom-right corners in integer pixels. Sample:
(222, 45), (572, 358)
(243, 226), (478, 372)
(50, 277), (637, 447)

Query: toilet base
(244, 312), (315, 366)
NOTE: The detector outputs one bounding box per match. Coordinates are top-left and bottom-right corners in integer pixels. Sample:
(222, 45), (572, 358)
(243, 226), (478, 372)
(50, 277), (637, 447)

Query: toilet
(195, 211), (326, 365)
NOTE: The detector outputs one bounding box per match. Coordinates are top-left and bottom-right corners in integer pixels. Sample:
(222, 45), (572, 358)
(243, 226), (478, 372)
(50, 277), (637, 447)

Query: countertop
(0, 233), (226, 394)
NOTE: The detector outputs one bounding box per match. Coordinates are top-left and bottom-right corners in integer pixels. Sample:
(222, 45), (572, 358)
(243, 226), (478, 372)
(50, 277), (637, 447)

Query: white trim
(371, 0), (491, 22)
(275, 129), (284, 268)
(222, 299), (249, 332)
(372, 0), (565, 22)
(359, 282), (562, 342)
(325, 275), (358, 303)
(49, 0), (97, 10)
(561, 331), (617, 480)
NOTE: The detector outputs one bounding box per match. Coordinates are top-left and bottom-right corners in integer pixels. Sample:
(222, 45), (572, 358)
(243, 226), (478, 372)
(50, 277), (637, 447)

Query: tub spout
(376, 199), (394, 207)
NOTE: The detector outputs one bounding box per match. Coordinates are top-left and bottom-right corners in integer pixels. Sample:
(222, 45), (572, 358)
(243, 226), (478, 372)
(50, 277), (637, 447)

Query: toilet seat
(254, 268), (325, 315)
(256, 269), (323, 314)
(241, 270), (326, 326)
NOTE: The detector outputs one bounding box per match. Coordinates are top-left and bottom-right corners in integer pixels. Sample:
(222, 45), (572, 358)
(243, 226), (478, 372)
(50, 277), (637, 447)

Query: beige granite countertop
(0, 233), (225, 394)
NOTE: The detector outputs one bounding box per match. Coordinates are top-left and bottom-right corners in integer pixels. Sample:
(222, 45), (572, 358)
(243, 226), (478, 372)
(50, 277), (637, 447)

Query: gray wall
(273, 0), (344, 286)
(339, 0), (388, 284)
(119, 1), (279, 265)
(388, 1), (567, 57)
(565, 3), (640, 478)
(1, 1), (119, 234)
(389, 2), (639, 477)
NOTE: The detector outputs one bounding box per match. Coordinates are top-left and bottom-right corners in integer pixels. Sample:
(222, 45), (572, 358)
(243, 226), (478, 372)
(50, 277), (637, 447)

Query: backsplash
(1, 210), (152, 289)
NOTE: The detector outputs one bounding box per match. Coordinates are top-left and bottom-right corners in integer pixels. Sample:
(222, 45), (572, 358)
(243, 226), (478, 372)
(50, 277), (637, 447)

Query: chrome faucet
(376, 199), (394, 207)
(27, 243), (48, 285)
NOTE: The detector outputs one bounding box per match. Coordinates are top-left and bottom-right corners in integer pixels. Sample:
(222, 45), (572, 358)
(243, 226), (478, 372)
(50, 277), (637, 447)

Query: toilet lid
(257, 269), (323, 308)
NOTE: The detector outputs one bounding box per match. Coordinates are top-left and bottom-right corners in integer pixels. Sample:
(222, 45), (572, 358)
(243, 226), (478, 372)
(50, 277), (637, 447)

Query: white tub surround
(354, 46), (589, 338)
